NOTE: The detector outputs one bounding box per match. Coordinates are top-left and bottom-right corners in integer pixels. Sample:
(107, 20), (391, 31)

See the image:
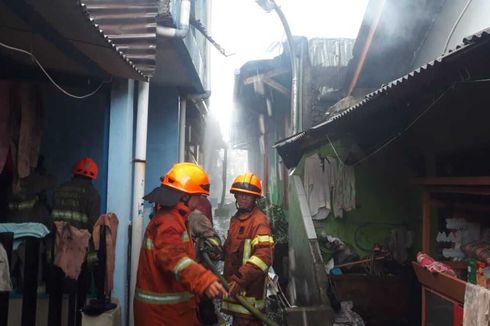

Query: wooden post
(0, 232), (14, 326)
(21, 237), (40, 326)
(422, 191), (431, 254)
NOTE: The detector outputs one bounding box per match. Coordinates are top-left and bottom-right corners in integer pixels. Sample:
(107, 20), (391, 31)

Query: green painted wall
(295, 142), (423, 257)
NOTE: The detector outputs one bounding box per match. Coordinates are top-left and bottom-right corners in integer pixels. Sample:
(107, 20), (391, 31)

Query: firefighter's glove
(205, 280), (227, 299)
(228, 281), (241, 298)
(228, 273), (244, 297)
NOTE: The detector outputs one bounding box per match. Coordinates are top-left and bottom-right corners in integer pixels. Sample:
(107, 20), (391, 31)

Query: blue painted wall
(106, 79), (135, 323)
(39, 84), (110, 212)
(145, 84), (180, 194)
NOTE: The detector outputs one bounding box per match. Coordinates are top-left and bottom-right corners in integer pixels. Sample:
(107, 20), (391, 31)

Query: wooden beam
(422, 191), (431, 254)
(243, 67), (289, 85)
(412, 176), (490, 186)
(426, 186), (490, 196)
(432, 199), (490, 213)
(262, 76), (290, 96)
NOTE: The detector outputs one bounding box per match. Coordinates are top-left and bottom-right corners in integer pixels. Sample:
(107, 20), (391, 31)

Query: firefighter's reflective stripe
(222, 296), (265, 315)
(247, 255), (269, 272)
(181, 231), (190, 242)
(9, 198), (38, 210)
(208, 237), (220, 247)
(242, 239), (251, 265)
(135, 288), (193, 305)
(144, 238), (154, 250)
(173, 257), (196, 278)
(52, 209), (88, 223)
(251, 235), (274, 247)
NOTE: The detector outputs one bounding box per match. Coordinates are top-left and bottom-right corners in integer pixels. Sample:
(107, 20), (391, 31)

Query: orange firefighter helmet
(72, 157), (98, 180)
(229, 173), (262, 197)
(161, 162), (210, 195)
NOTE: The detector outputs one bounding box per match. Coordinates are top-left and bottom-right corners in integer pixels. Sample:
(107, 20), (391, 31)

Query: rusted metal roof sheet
(308, 38), (354, 68)
(274, 28), (490, 168)
(0, 0), (155, 81)
(81, 0), (160, 78)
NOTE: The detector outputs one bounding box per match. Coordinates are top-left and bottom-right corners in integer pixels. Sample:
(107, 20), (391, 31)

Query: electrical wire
(352, 85), (453, 167)
(443, 0), (473, 53)
(325, 78), (490, 167)
(327, 134), (344, 166)
(0, 41), (110, 99)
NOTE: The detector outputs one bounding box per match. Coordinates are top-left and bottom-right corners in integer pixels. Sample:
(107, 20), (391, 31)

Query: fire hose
(201, 251), (279, 326)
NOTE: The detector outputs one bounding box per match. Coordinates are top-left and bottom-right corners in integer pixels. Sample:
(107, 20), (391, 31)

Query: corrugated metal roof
(274, 27), (490, 168)
(0, 0), (154, 81)
(81, 0), (161, 79)
(321, 28), (490, 124)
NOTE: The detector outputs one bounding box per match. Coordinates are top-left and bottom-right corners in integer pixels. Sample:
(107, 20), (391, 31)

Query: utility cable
(351, 85), (453, 167)
(443, 0), (473, 53)
(327, 134), (345, 166)
(325, 78), (490, 167)
(0, 41), (109, 99)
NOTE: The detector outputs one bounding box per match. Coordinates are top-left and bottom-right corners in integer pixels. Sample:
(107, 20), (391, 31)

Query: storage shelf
(412, 262), (466, 304)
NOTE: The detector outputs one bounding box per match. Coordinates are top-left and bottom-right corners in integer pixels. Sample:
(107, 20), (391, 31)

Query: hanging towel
(54, 221), (91, 280)
(303, 154), (330, 220)
(332, 161), (356, 218)
(0, 243), (12, 291)
(343, 164), (356, 212)
(463, 283), (490, 326)
(0, 82), (11, 174)
(16, 84), (44, 178)
(0, 223), (50, 249)
(92, 213), (119, 295)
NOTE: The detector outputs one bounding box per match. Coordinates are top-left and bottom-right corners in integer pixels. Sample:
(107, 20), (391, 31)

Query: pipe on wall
(272, 2), (299, 135)
(129, 81), (149, 326)
(157, 0), (191, 39)
(347, 0), (386, 96)
(178, 97), (187, 162)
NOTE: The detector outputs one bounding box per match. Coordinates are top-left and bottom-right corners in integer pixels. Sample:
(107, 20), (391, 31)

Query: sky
(208, 0), (369, 142)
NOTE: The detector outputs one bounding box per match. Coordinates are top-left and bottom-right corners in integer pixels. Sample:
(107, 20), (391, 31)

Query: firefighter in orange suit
(134, 162), (227, 326)
(222, 173), (274, 326)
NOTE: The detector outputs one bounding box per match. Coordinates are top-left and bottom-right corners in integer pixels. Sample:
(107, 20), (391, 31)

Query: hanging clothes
(331, 159), (343, 218)
(343, 164), (356, 213)
(332, 162), (356, 218)
(92, 213), (119, 296)
(303, 154), (356, 219)
(463, 283), (490, 326)
(53, 221), (91, 280)
(0, 243), (12, 291)
(303, 154), (331, 220)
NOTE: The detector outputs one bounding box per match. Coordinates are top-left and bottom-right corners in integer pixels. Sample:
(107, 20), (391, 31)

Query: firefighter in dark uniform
(48, 157), (100, 326)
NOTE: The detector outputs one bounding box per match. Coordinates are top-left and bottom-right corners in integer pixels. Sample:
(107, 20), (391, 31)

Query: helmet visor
(143, 185), (184, 207)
